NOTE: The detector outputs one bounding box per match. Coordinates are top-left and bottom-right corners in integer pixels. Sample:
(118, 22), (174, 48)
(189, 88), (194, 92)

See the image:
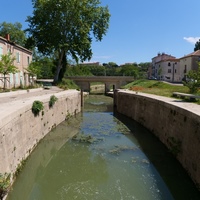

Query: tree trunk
(53, 50), (65, 84)
(3, 75), (6, 90)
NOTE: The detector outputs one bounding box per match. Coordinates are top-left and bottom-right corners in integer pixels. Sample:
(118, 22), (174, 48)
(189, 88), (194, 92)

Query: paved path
(0, 87), (66, 126)
(0, 87), (63, 104)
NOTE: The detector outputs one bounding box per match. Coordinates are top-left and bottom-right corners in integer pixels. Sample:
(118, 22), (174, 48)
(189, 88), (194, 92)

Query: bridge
(66, 76), (134, 93)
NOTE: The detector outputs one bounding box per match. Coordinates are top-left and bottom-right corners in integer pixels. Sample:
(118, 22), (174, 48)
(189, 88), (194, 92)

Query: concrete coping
(117, 89), (200, 116)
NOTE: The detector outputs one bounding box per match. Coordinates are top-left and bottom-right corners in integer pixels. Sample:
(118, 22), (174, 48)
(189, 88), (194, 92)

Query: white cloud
(183, 37), (200, 44)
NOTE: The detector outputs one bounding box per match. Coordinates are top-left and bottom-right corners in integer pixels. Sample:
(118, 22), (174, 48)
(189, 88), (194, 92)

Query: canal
(7, 95), (200, 200)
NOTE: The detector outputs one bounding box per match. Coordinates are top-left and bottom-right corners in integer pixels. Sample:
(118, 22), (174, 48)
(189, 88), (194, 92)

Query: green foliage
(0, 173), (11, 199)
(26, 0), (110, 83)
(26, 62), (41, 78)
(49, 95), (58, 108)
(194, 39), (200, 51)
(65, 65), (93, 76)
(183, 63), (200, 94)
(0, 22), (27, 47)
(0, 53), (19, 89)
(118, 64), (139, 77)
(32, 100), (44, 116)
(58, 78), (80, 90)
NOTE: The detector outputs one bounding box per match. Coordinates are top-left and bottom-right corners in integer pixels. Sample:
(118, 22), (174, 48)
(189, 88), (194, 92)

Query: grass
(57, 78), (80, 90)
(122, 79), (200, 98)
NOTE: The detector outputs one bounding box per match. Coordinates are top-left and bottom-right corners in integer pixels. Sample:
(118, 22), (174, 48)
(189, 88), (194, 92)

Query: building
(155, 58), (181, 82)
(150, 50), (200, 83)
(151, 53), (176, 79)
(179, 50), (200, 81)
(0, 34), (32, 89)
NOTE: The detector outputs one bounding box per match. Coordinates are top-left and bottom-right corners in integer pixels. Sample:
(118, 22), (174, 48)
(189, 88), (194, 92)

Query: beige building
(179, 50), (200, 81)
(155, 58), (181, 82)
(151, 53), (176, 79)
(150, 50), (200, 82)
(0, 34), (32, 89)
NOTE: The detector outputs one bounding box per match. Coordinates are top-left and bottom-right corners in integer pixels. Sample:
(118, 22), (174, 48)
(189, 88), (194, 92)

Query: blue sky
(1, 0), (200, 65)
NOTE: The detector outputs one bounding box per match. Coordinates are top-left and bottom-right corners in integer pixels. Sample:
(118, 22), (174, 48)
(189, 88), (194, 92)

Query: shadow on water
(85, 94), (200, 199)
(114, 110), (200, 200)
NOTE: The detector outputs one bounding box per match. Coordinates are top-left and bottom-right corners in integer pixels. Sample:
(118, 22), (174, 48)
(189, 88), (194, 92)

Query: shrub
(49, 95), (58, 108)
(0, 173), (11, 199)
(58, 78), (80, 90)
(32, 100), (44, 116)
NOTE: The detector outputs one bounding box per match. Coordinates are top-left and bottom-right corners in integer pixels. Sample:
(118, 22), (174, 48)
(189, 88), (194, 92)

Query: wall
(115, 90), (200, 189)
(0, 90), (81, 175)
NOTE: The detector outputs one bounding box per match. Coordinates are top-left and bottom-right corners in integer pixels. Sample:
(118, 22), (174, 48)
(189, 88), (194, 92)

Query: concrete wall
(0, 90), (81, 175)
(115, 90), (200, 189)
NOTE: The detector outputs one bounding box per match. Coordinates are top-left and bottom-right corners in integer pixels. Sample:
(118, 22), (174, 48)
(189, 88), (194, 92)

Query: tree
(183, 62), (200, 94)
(0, 54), (19, 89)
(119, 64), (139, 77)
(194, 39), (200, 51)
(26, 62), (41, 85)
(0, 22), (27, 47)
(26, 0), (110, 83)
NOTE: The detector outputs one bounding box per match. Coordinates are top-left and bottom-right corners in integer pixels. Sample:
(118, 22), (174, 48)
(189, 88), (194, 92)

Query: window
(168, 62), (171, 66)
(168, 69), (171, 73)
(16, 52), (20, 63)
(175, 69), (177, 73)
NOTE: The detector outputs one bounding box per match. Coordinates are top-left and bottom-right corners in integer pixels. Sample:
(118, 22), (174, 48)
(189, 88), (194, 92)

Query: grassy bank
(122, 79), (200, 97)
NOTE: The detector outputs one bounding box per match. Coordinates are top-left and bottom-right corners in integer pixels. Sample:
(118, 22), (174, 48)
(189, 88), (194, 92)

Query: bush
(183, 64), (200, 94)
(0, 173), (11, 199)
(58, 78), (80, 90)
(49, 95), (58, 108)
(32, 100), (44, 116)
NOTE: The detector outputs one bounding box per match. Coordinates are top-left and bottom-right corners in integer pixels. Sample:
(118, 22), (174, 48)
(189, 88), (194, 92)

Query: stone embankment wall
(0, 90), (81, 175)
(114, 89), (200, 189)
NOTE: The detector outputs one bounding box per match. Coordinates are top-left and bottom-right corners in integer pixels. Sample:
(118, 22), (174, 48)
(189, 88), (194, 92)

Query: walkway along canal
(6, 94), (200, 200)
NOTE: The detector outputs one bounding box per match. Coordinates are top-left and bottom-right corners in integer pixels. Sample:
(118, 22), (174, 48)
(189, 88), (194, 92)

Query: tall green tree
(0, 54), (19, 89)
(0, 22), (27, 47)
(26, 0), (110, 83)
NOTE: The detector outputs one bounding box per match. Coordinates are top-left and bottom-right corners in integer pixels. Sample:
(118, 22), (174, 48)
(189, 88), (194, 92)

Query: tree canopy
(0, 22), (27, 47)
(183, 62), (200, 93)
(26, 0), (110, 83)
(194, 39), (200, 51)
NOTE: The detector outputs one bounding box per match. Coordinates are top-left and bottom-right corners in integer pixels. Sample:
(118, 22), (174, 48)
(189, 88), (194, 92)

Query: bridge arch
(66, 76), (134, 93)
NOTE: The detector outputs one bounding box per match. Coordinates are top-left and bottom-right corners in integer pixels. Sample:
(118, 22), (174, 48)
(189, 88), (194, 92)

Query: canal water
(7, 95), (200, 200)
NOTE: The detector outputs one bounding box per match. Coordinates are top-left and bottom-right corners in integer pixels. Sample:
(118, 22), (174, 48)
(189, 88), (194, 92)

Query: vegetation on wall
(49, 95), (58, 108)
(32, 100), (44, 116)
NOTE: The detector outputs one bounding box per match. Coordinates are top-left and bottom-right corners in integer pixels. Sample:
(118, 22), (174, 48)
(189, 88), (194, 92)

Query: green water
(7, 95), (200, 200)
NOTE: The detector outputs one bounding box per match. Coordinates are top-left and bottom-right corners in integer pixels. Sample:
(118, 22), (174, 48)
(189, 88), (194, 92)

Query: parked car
(148, 76), (157, 80)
